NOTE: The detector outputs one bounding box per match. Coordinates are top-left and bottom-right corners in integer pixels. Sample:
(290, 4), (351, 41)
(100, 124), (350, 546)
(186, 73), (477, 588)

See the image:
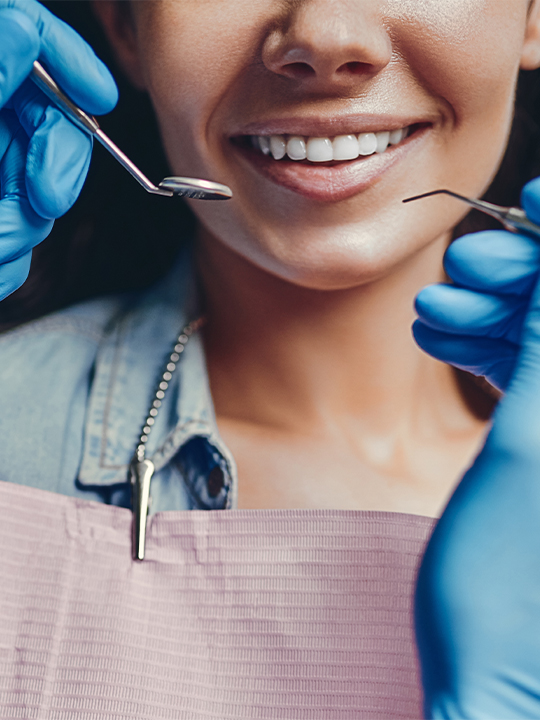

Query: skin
(95, 0), (540, 516)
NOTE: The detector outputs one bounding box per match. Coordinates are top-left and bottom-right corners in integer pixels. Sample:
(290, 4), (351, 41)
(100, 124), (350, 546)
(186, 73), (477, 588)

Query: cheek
(392, 0), (525, 117)
(390, 0), (527, 190)
(134, 1), (268, 166)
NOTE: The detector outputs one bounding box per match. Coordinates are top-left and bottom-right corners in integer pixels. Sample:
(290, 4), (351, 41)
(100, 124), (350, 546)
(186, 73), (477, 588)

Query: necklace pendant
(128, 317), (205, 561)
(130, 458), (155, 561)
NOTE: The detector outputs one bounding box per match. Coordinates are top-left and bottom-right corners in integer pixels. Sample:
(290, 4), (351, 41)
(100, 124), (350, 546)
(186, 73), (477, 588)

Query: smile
(231, 122), (429, 203)
(252, 127), (410, 163)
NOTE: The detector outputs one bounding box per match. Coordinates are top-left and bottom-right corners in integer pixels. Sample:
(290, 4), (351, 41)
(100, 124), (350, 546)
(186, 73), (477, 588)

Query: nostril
(283, 62), (316, 78)
(338, 61), (372, 76)
(278, 59), (375, 81)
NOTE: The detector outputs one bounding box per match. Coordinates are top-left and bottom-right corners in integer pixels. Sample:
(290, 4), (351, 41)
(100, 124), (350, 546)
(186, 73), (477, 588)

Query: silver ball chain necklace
(130, 316), (206, 561)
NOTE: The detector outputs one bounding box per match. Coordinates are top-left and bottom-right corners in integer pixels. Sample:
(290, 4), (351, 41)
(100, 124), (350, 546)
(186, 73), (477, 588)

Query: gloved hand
(0, 0), (117, 299)
(414, 177), (540, 718)
(413, 178), (540, 392)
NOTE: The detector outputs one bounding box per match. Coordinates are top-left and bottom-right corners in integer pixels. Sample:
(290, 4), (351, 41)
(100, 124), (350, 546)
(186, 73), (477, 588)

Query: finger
(9, 77), (50, 135)
(0, 192), (53, 300)
(0, 8), (39, 108)
(1, 109), (30, 198)
(0, 109), (15, 158)
(412, 320), (517, 391)
(521, 176), (540, 225)
(7, 83), (92, 219)
(489, 262), (540, 454)
(415, 283), (527, 344)
(444, 230), (540, 296)
(0, 249), (33, 301)
(0, 195), (52, 258)
(0, 0), (118, 115)
(0, 188), (53, 283)
(0, 118), (54, 262)
(26, 105), (92, 219)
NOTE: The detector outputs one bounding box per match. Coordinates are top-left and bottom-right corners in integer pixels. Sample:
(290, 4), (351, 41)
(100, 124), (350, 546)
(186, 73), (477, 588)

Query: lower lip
(231, 127), (429, 203)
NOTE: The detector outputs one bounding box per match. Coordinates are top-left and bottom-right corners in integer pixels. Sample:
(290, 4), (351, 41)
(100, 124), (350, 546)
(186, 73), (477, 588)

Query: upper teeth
(256, 127), (410, 162)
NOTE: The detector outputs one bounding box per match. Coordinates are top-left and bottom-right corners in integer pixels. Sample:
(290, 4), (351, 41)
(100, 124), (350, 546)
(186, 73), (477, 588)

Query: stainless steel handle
(31, 60), (100, 134)
(30, 61), (173, 197)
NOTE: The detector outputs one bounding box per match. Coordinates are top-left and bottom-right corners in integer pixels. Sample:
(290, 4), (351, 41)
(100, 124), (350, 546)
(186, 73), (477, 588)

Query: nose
(262, 0), (392, 93)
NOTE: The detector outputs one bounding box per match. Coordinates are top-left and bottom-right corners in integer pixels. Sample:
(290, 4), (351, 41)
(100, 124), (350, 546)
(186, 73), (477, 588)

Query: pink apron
(0, 481), (434, 719)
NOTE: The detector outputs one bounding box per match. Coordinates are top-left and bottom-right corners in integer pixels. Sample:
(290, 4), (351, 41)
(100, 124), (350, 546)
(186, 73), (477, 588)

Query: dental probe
(30, 61), (233, 201)
(403, 189), (540, 240)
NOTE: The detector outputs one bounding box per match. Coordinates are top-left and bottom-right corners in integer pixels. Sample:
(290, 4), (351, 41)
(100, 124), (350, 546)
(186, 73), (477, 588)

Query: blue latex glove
(414, 177), (540, 718)
(0, 0), (117, 299)
(414, 179), (540, 392)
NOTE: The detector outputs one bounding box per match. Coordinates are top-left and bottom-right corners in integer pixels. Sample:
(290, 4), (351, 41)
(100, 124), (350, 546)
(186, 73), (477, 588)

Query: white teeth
(357, 132), (378, 156)
(306, 137), (334, 162)
(259, 136), (271, 156)
(389, 128), (405, 145)
(270, 135), (286, 160)
(287, 136), (307, 161)
(375, 131), (390, 154)
(257, 126), (410, 162)
(333, 135), (359, 161)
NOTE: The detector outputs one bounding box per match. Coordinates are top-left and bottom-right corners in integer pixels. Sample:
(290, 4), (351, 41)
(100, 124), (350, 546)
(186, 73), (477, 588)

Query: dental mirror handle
(30, 61), (173, 197)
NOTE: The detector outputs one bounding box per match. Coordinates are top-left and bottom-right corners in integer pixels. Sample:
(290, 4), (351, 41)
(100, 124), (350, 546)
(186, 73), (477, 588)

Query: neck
(197, 229), (469, 438)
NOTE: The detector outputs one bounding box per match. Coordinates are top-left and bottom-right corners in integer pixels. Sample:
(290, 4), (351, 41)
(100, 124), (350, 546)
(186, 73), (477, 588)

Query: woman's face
(108, 0), (540, 289)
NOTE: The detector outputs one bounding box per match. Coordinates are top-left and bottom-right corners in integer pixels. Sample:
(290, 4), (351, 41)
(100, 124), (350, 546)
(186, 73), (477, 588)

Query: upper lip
(230, 113), (435, 139)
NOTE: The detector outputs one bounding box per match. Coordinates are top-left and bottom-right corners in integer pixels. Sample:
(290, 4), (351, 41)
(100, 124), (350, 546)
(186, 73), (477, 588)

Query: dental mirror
(158, 177), (233, 200)
(31, 61), (233, 202)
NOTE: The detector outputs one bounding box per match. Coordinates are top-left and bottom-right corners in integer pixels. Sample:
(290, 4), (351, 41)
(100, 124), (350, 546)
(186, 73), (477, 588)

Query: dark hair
(1, 1), (539, 330)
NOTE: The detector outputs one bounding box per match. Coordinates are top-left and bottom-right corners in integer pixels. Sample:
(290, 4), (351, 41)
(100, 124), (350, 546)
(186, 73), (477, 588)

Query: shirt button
(207, 466), (225, 497)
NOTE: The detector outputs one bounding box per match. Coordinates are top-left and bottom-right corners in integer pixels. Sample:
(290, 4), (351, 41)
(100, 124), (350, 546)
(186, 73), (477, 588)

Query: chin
(247, 234), (427, 291)
(196, 186), (455, 293)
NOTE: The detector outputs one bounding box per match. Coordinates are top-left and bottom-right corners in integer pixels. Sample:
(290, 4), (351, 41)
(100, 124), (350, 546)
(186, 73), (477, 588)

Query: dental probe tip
(401, 189), (540, 240)
(402, 189), (461, 204)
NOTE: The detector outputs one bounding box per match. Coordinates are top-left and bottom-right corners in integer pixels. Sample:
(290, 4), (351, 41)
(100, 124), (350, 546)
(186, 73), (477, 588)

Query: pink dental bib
(0, 481), (434, 719)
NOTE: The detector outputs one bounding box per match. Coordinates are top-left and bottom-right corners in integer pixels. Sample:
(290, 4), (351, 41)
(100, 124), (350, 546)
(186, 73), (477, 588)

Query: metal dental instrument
(30, 61), (233, 201)
(403, 189), (540, 240)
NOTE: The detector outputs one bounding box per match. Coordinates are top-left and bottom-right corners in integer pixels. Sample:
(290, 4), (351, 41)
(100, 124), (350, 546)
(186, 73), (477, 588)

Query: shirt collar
(77, 247), (237, 508)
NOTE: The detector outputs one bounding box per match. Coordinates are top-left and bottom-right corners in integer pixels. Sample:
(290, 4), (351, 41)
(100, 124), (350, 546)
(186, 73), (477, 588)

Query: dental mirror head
(158, 177), (233, 200)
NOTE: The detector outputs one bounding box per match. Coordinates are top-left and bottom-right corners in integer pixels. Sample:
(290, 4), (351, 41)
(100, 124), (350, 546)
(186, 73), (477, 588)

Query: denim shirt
(0, 248), (237, 513)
